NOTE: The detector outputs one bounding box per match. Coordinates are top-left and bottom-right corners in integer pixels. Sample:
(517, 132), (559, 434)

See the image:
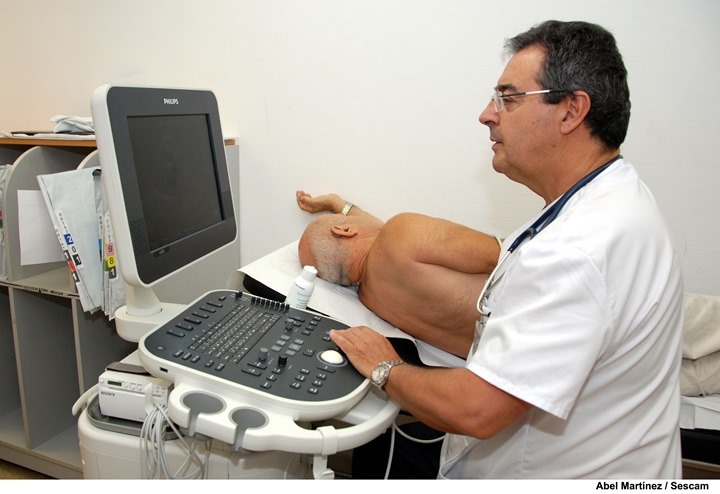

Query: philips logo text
(163, 98), (179, 105)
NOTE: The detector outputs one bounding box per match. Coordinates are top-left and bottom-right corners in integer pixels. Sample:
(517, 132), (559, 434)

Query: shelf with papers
(0, 138), (242, 478)
(1, 266), (77, 298)
(0, 139), (135, 478)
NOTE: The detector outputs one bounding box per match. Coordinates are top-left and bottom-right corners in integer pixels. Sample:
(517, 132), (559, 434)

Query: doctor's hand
(296, 190), (346, 215)
(330, 326), (402, 379)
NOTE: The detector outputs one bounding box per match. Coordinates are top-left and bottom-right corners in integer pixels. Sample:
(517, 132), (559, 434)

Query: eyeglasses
(491, 88), (566, 112)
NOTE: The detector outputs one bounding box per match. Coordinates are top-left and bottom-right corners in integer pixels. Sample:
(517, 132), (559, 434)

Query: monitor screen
(92, 85), (236, 289)
(127, 114), (223, 253)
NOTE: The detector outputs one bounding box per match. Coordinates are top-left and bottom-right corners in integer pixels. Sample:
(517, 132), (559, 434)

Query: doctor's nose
(479, 100), (497, 127)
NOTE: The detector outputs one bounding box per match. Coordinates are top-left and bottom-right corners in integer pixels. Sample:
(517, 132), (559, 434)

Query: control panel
(139, 290), (368, 421)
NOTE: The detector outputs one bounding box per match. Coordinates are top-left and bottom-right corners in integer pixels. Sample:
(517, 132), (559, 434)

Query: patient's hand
(296, 190), (345, 215)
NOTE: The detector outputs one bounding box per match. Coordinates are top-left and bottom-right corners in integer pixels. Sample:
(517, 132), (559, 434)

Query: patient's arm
(383, 212), (500, 275)
(296, 190), (379, 222)
(363, 213), (497, 357)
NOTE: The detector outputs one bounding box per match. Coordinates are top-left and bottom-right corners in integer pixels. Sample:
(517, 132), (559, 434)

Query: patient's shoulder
(384, 212), (433, 232)
(377, 213), (436, 262)
(380, 213), (427, 243)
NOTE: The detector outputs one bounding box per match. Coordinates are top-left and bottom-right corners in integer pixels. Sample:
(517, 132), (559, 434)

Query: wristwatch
(371, 360), (406, 389)
(340, 202), (354, 216)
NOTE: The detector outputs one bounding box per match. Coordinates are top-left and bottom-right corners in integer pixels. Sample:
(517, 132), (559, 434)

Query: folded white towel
(51, 115), (93, 134)
(683, 293), (720, 359)
(681, 352), (720, 397)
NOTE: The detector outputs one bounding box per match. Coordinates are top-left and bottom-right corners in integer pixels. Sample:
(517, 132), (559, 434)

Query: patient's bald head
(298, 214), (381, 286)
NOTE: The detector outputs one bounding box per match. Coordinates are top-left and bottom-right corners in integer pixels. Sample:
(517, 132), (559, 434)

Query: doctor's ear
(560, 90), (591, 134)
(331, 224), (357, 238)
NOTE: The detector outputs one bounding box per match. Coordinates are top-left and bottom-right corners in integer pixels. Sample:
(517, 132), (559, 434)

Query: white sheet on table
(680, 394), (720, 430)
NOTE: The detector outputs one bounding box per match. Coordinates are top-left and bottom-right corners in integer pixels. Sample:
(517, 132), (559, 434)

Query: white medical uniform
(439, 159), (683, 478)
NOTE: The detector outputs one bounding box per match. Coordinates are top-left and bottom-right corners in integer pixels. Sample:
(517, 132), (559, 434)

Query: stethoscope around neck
(475, 155), (622, 318)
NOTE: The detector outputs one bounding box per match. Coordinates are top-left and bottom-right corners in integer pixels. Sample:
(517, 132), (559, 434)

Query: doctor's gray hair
(505, 20), (631, 150)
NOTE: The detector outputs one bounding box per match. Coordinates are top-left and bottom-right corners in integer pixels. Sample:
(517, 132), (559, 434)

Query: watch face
(371, 365), (386, 384)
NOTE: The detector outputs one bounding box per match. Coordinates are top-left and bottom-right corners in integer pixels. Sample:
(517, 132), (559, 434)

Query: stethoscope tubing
(475, 155), (622, 317)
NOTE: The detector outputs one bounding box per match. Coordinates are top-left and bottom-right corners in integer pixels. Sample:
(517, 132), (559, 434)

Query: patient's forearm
(296, 190), (381, 222)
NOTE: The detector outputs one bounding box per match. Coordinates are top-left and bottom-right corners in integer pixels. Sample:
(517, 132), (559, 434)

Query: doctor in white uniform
(330, 19), (683, 479)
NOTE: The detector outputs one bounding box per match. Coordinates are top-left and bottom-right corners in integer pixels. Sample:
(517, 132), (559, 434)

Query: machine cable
(140, 403), (211, 479)
(384, 419), (446, 480)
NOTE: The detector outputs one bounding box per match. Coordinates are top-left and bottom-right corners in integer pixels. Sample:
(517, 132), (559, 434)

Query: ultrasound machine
(76, 85), (399, 479)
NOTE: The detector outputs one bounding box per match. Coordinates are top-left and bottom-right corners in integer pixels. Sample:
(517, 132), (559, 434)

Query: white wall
(1, 0), (718, 295)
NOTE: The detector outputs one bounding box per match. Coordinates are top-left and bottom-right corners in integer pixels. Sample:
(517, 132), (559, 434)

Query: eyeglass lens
(492, 91), (503, 112)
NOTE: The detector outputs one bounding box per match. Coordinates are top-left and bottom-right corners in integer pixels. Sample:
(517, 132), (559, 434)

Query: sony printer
(98, 361), (171, 422)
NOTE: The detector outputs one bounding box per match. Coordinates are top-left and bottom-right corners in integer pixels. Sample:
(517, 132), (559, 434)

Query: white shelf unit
(0, 139), (241, 478)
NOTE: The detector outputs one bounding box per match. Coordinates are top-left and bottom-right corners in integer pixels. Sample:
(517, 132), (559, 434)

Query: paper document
(37, 167), (125, 316)
(0, 165), (11, 279)
(17, 190), (65, 266)
(1, 131), (95, 140)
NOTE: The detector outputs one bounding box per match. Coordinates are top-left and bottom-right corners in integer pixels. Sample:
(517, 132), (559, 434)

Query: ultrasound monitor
(92, 85), (237, 341)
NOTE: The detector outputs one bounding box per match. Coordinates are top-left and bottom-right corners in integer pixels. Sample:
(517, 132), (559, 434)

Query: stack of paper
(0, 164), (11, 279)
(37, 167), (125, 318)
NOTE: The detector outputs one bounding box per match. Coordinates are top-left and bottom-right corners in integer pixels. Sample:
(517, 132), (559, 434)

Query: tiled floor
(0, 459), (51, 480)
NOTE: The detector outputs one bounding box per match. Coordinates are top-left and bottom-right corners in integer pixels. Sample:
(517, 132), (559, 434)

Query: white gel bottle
(285, 265), (317, 310)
